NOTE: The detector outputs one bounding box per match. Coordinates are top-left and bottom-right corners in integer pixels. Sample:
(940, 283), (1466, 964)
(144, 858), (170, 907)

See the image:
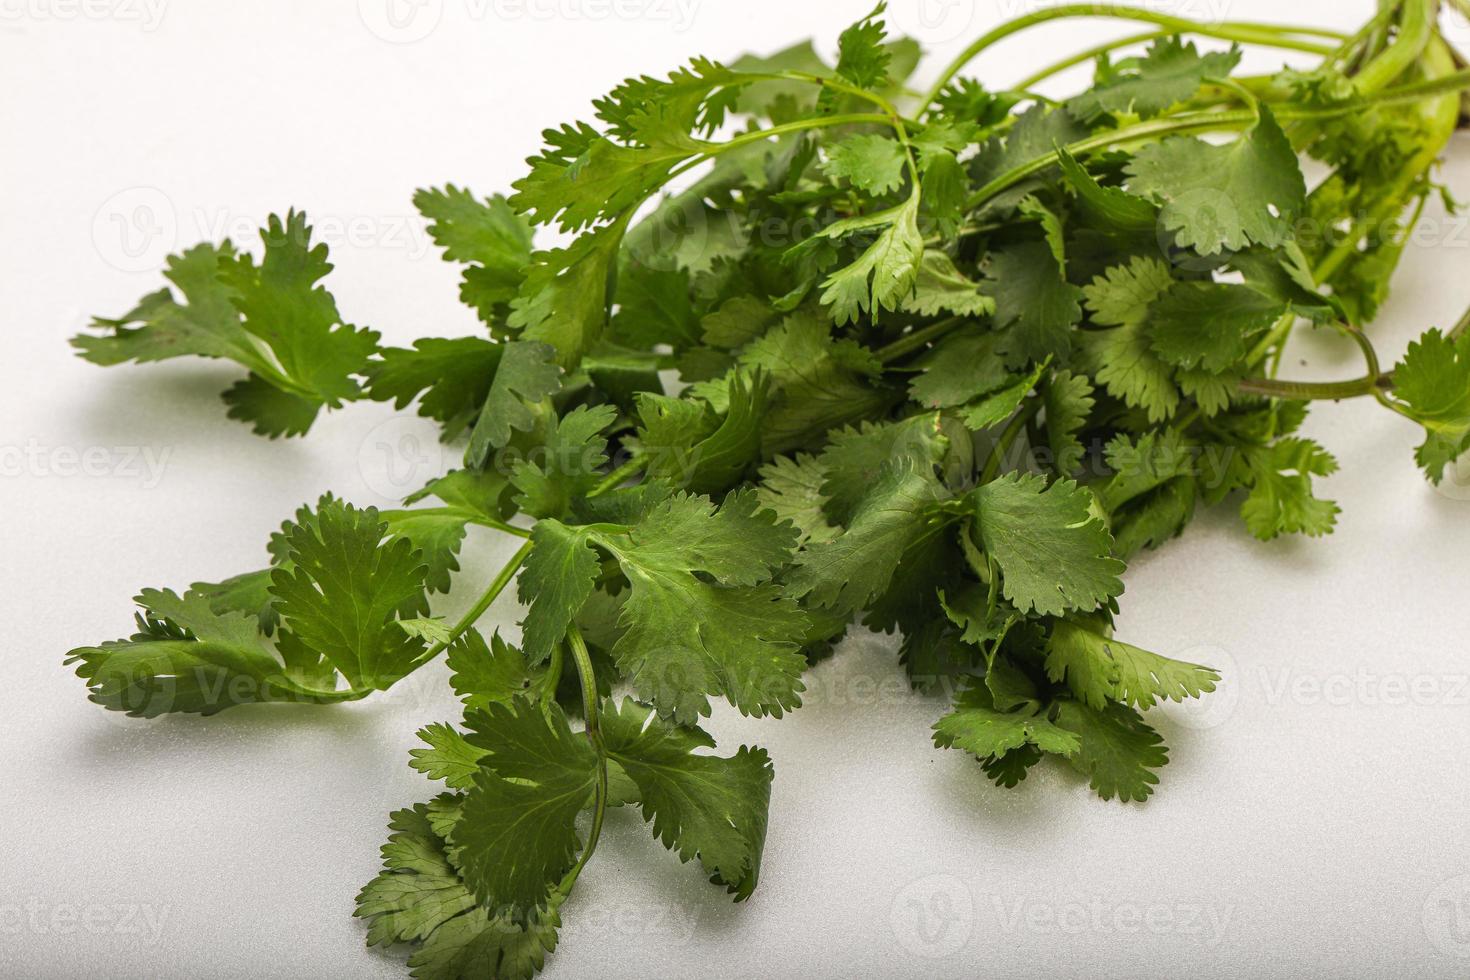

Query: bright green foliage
(1068, 38), (1241, 122)
(1394, 327), (1470, 481)
(415, 185), (534, 323)
(68, 5), (1470, 978)
(75, 213), (379, 437)
(455, 698), (598, 913)
(969, 474), (1124, 617)
(1128, 104), (1306, 255)
(601, 698), (773, 899)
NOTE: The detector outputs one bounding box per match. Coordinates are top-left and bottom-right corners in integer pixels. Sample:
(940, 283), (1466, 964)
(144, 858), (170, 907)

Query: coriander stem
(564, 623), (608, 886)
(965, 68), (1470, 211)
(980, 398), (1043, 484)
(1014, 26), (1344, 90)
(874, 317), (965, 364)
(588, 454), (649, 496)
(921, 6), (1340, 110)
(403, 538), (533, 672)
(380, 506), (530, 540)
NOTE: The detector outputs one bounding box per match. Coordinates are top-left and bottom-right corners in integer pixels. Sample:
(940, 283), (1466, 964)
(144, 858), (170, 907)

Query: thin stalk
(966, 69), (1470, 210)
(1015, 26), (1345, 90)
(403, 538), (533, 672)
(922, 5), (1342, 109)
(980, 399), (1043, 484)
(874, 317), (965, 364)
(589, 454), (649, 496)
(380, 506), (530, 540)
(563, 624), (608, 886)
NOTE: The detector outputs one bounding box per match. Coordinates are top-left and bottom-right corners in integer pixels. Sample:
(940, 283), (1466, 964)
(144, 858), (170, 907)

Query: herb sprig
(68, 2), (1470, 976)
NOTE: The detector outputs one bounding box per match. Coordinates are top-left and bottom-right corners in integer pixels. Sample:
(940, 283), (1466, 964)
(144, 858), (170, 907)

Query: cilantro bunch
(68, 2), (1470, 976)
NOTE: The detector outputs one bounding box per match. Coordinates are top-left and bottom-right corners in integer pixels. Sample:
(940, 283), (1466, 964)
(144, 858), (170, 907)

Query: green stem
(589, 454), (649, 496)
(980, 398), (1043, 484)
(563, 624), (608, 886)
(966, 69), (1470, 210)
(403, 539), (533, 672)
(381, 506), (530, 540)
(874, 316), (965, 364)
(1015, 26), (1346, 90)
(922, 5), (1341, 109)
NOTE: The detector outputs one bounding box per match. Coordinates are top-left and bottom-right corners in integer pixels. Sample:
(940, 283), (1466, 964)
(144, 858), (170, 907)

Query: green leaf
(1068, 38), (1241, 122)
(447, 629), (546, 710)
(593, 491), (807, 722)
(73, 242), (263, 368)
(601, 698), (773, 900)
(1053, 699), (1169, 802)
(219, 210), (380, 411)
(1393, 327), (1470, 482)
(1127, 104), (1306, 255)
(510, 404), (617, 519)
(270, 495), (429, 690)
(902, 250), (994, 318)
(1056, 148), (1157, 233)
(817, 192), (924, 325)
(824, 133), (907, 195)
(790, 458), (946, 617)
(969, 473), (1124, 617)
(518, 521), (600, 666)
(1045, 619), (1218, 710)
(455, 699), (598, 914)
(637, 371), (768, 494)
(1078, 258), (1181, 423)
(366, 338), (504, 440)
(1148, 281), (1284, 372)
(1240, 437), (1340, 540)
(738, 310), (890, 454)
(356, 801), (563, 980)
(409, 723), (488, 790)
(985, 240), (1083, 365)
(65, 586), (348, 717)
(464, 341), (561, 468)
(908, 325), (1010, 408)
(1044, 370), (1096, 474)
(414, 186), (534, 323)
(831, 3), (892, 91)
(933, 683), (1080, 760)
(507, 215), (629, 368)
(755, 453), (841, 546)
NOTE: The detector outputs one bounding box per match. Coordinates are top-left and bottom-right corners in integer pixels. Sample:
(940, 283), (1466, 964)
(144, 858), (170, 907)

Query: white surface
(5, 2), (1470, 978)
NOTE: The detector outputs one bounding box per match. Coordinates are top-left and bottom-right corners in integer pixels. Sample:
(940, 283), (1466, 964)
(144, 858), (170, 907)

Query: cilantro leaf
(1068, 38), (1242, 122)
(985, 240), (1084, 365)
(455, 698), (598, 914)
(1127, 104), (1306, 255)
(824, 133), (907, 195)
(601, 698), (773, 900)
(506, 215), (629, 368)
(271, 495), (430, 690)
(1393, 327), (1470, 482)
(1053, 699), (1169, 802)
(415, 185), (534, 324)
(790, 458), (947, 616)
(968, 473), (1125, 617)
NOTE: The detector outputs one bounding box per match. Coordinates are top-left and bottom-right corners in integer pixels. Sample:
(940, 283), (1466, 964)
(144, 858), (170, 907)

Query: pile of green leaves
(68, 2), (1470, 976)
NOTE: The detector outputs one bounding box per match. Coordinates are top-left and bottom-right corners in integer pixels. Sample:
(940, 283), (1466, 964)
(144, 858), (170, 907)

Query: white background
(5, 1), (1470, 977)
